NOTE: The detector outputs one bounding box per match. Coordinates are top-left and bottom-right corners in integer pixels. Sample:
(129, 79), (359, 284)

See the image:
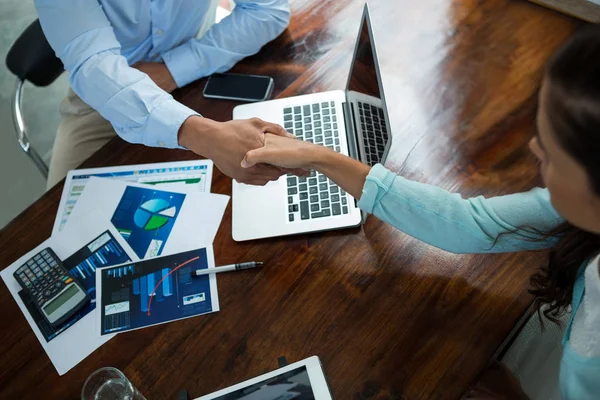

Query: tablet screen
(211, 366), (316, 400)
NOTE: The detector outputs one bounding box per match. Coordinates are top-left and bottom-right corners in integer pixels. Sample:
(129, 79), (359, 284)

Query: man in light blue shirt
(36, 0), (292, 188)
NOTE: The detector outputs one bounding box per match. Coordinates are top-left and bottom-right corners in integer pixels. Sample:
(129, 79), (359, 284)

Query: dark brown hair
(529, 25), (600, 324)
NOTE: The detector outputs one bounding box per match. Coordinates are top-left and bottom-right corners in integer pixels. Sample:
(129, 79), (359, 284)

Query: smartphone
(203, 72), (274, 102)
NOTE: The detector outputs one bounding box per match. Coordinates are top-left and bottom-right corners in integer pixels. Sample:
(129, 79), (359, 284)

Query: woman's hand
(241, 133), (371, 199)
(241, 133), (325, 170)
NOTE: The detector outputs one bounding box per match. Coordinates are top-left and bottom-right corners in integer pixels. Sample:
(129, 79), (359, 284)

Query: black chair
(6, 19), (64, 178)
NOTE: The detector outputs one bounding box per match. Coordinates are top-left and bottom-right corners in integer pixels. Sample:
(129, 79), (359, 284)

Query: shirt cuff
(143, 98), (198, 148)
(357, 164), (397, 214)
(162, 43), (199, 88)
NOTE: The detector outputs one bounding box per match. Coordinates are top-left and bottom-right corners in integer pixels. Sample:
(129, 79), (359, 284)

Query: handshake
(136, 62), (314, 185)
(178, 115), (316, 185)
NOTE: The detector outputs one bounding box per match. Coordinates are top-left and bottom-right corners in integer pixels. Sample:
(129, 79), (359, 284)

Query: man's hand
(132, 62), (177, 93)
(179, 116), (298, 185)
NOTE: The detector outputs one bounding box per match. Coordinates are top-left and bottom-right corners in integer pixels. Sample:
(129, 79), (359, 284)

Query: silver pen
(193, 261), (263, 276)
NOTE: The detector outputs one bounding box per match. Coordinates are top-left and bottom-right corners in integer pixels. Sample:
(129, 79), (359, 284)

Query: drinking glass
(81, 367), (146, 400)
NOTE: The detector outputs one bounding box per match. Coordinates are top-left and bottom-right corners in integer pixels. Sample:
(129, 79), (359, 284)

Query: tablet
(196, 356), (333, 400)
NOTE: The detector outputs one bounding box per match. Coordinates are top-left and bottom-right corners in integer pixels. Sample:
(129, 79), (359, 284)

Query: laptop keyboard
(286, 172), (349, 222)
(283, 101), (341, 151)
(358, 101), (389, 166)
(283, 102), (349, 222)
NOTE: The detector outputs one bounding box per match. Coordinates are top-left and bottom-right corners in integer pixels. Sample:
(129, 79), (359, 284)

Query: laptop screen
(346, 6), (391, 166)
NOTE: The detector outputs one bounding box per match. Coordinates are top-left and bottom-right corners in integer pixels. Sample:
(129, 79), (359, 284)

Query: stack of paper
(0, 160), (229, 375)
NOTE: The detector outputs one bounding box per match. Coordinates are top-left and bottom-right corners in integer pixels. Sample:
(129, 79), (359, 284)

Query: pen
(193, 262), (263, 276)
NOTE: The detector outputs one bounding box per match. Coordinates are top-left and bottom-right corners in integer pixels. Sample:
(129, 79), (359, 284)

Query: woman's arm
(243, 134), (371, 198)
(305, 148), (372, 200)
(243, 135), (564, 253)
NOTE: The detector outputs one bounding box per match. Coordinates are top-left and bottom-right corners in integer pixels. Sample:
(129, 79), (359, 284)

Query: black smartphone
(203, 72), (274, 102)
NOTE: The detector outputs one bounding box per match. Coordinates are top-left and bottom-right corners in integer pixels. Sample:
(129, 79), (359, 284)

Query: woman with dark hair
(240, 26), (600, 398)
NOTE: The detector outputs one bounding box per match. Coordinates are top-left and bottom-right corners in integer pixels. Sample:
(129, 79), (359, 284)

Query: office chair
(6, 19), (64, 178)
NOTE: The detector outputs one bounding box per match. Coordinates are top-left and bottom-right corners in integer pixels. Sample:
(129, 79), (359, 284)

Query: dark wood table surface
(0, 1), (581, 399)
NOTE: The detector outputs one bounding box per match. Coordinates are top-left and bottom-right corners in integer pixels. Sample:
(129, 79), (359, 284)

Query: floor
(0, 0), (69, 228)
(501, 308), (567, 399)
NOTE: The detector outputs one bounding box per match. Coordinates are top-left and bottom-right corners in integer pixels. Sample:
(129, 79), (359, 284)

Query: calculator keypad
(14, 249), (73, 306)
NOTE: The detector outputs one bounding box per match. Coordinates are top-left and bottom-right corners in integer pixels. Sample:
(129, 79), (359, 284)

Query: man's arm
(35, 0), (196, 149)
(162, 0), (290, 88)
(35, 0), (294, 185)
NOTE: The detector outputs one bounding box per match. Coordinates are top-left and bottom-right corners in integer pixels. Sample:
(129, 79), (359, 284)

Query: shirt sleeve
(162, 0), (290, 87)
(35, 0), (197, 148)
(357, 164), (564, 254)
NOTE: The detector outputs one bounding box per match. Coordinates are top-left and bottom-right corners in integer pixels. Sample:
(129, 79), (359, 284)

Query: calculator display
(43, 285), (80, 316)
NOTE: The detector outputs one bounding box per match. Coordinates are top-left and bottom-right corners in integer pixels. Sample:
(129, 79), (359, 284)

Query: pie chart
(133, 198), (177, 231)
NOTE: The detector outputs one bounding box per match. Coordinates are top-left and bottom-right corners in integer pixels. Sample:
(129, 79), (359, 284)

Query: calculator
(13, 248), (90, 327)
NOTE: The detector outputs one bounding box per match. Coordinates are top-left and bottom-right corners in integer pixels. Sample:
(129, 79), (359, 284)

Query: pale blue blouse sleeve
(357, 164), (563, 253)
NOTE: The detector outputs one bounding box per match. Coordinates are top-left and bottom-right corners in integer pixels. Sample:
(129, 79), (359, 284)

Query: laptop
(232, 4), (392, 241)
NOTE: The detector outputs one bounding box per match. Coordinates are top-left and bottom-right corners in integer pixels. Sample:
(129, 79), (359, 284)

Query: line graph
(146, 256), (200, 316)
(105, 301), (130, 315)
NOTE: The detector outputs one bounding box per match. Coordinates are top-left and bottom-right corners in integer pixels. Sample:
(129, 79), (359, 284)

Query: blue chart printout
(111, 186), (186, 259)
(54, 161), (212, 233)
(19, 231), (130, 342)
(98, 247), (218, 335)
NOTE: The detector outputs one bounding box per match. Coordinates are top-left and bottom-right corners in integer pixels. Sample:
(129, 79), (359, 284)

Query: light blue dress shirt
(358, 164), (600, 399)
(35, 0), (290, 148)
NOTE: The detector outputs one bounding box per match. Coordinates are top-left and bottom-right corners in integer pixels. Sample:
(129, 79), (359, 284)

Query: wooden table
(0, 1), (580, 399)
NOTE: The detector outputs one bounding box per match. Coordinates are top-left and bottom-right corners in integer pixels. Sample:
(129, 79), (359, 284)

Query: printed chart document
(53, 160), (213, 234)
(0, 177), (228, 375)
(0, 218), (138, 375)
(96, 247), (218, 335)
(66, 177), (230, 259)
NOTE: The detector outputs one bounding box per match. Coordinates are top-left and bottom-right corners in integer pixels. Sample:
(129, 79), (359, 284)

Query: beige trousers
(47, 89), (116, 189)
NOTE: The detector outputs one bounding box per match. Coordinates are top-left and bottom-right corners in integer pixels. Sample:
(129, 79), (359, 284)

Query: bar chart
(66, 232), (130, 296)
(99, 248), (214, 335)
